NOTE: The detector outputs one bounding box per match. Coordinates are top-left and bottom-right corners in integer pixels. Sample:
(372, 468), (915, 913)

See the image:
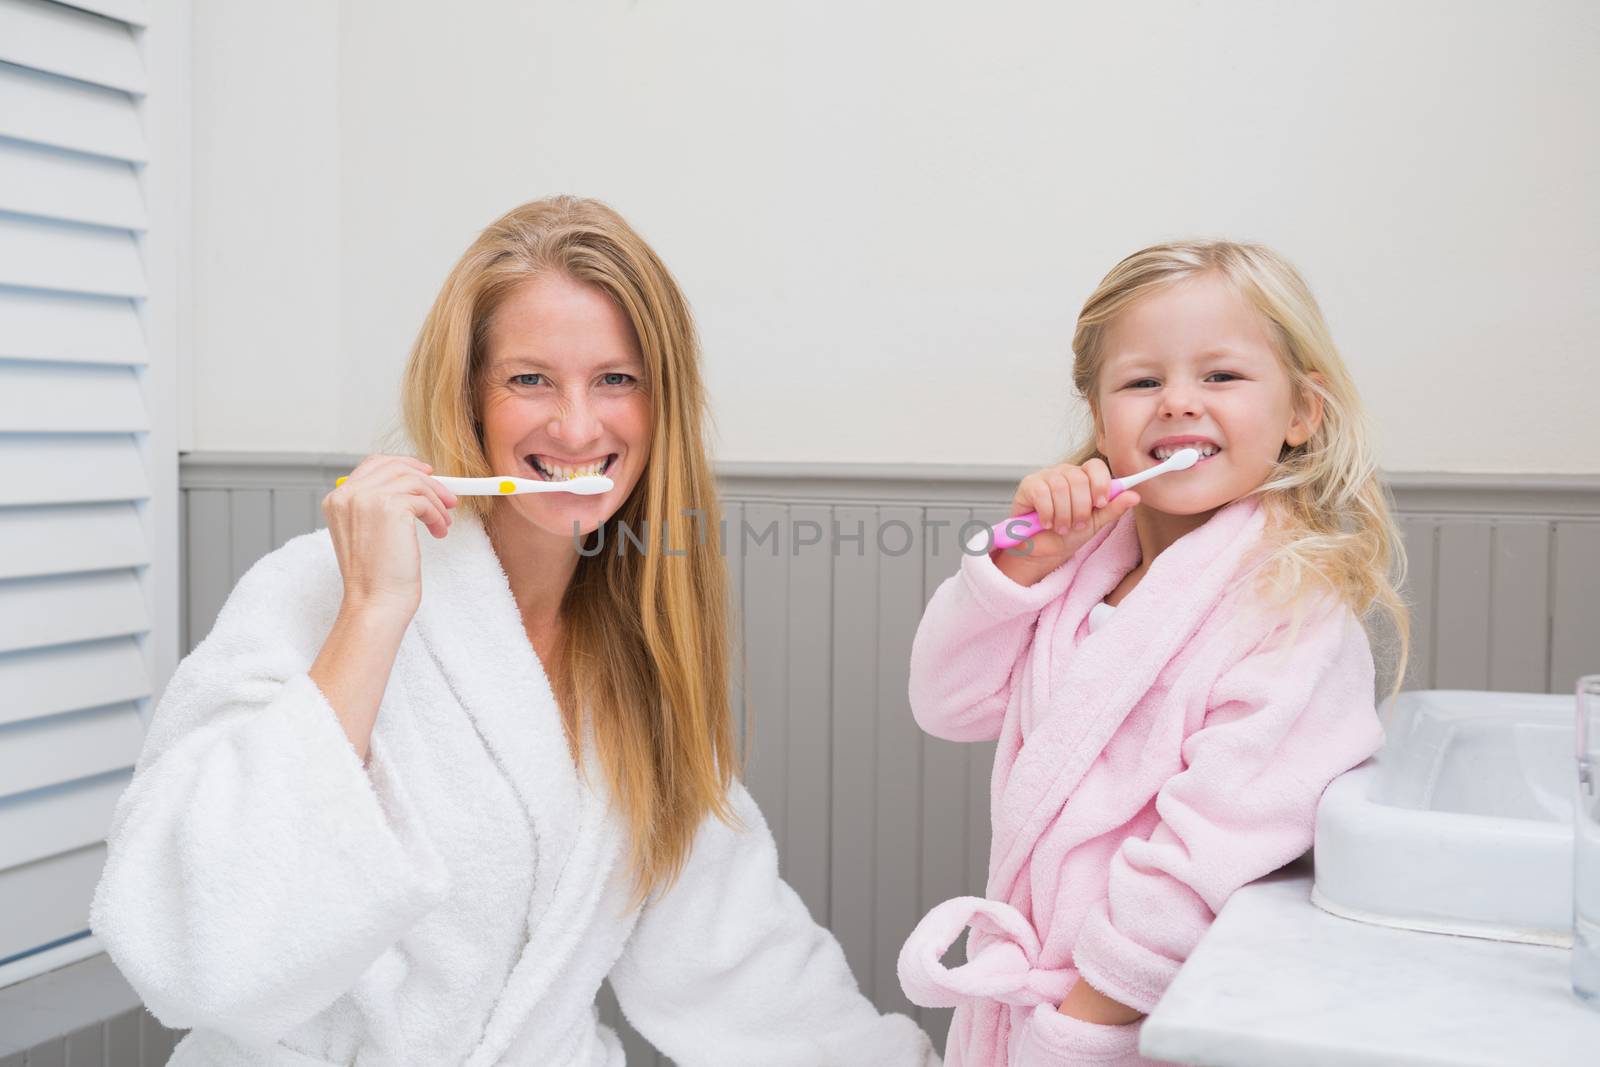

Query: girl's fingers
(1024, 476), (1055, 530)
(1047, 471), (1074, 533)
(1066, 468), (1092, 531)
(1084, 458), (1112, 508)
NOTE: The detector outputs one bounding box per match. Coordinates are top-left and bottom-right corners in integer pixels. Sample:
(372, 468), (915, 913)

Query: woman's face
(1093, 273), (1320, 516)
(476, 273), (652, 541)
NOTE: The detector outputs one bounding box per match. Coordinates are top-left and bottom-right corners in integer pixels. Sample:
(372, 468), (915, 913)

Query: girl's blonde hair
(1068, 240), (1411, 703)
(400, 196), (739, 905)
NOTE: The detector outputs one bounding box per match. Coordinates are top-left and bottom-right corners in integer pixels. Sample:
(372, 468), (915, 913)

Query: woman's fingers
(401, 490), (450, 540)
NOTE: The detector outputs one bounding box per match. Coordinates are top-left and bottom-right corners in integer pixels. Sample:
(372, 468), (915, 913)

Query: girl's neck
(1132, 502), (1222, 573)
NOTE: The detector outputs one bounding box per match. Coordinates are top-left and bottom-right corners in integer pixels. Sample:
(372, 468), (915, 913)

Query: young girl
(897, 241), (1410, 1066)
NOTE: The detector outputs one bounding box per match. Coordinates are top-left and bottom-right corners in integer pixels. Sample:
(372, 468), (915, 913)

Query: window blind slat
(53, 0), (146, 28)
(0, 434), (148, 506)
(0, 502), (149, 580)
(0, 570), (149, 655)
(0, 360), (148, 433)
(0, 63), (144, 163)
(0, 844), (107, 962)
(0, 703), (143, 801)
(0, 213), (147, 298)
(0, 287), (146, 366)
(0, 0), (145, 94)
(0, 638), (149, 727)
(0, 777), (125, 870)
(0, 137), (146, 231)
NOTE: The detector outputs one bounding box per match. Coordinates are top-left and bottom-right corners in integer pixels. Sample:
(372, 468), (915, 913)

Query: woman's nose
(548, 391), (601, 444)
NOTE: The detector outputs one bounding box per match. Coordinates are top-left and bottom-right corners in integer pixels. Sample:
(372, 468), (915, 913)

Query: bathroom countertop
(1140, 851), (1600, 1066)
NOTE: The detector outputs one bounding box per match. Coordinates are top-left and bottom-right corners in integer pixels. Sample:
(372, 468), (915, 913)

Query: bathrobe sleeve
(1061, 592), (1386, 1020)
(908, 540), (1081, 743)
(88, 533), (451, 1043)
(608, 781), (941, 1067)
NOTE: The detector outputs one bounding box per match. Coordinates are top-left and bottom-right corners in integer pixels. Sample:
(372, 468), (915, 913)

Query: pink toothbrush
(991, 447), (1201, 549)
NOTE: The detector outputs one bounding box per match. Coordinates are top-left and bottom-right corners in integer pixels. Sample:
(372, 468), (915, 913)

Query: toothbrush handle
(333, 474), (512, 495)
(432, 476), (512, 494)
(990, 478), (1130, 550)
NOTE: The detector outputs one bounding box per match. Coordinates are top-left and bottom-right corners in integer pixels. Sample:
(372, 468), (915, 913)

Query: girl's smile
(1094, 272), (1322, 557)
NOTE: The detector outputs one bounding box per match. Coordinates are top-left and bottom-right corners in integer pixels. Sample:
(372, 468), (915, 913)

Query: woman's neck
(486, 508), (583, 628)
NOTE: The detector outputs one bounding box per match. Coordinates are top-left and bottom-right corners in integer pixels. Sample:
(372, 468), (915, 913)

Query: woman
(91, 197), (940, 1066)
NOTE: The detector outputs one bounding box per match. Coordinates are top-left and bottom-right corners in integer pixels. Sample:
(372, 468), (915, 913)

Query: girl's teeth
(1154, 444), (1219, 460)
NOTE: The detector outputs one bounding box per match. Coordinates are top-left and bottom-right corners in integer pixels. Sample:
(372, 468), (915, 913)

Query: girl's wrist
(992, 547), (1058, 587)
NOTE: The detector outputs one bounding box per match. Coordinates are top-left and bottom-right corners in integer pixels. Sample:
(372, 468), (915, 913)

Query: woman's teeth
(531, 455), (613, 480)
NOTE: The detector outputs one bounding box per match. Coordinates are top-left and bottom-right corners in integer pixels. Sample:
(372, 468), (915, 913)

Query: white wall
(188, 0), (1599, 472)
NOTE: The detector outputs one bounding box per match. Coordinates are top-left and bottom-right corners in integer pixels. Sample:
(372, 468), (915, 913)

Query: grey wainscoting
(0, 954), (181, 1066)
(86, 454), (1600, 1064)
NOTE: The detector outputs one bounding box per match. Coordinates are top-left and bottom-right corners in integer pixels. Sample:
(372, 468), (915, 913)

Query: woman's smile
(524, 453), (619, 481)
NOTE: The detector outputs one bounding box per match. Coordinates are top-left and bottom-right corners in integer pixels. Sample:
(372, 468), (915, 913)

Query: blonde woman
(91, 197), (939, 1066)
(897, 241), (1409, 1065)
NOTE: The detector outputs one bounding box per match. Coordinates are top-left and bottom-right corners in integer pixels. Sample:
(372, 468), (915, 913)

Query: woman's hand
(322, 454), (458, 621)
(1057, 978), (1145, 1026)
(994, 458), (1140, 587)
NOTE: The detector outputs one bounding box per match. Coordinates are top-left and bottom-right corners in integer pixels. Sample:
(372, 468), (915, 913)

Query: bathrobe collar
(412, 509), (588, 865)
(990, 494), (1267, 894)
(411, 510), (629, 1065)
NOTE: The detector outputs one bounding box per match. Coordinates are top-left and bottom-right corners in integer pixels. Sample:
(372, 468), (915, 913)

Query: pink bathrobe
(897, 494), (1385, 1065)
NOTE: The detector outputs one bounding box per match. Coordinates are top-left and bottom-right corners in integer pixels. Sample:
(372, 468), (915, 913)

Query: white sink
(1312, 689), (1575, 946)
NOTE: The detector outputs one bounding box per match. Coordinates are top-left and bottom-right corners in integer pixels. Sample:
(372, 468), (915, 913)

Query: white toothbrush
(335, 474), (614, 496)
(433, 474), (614, 497)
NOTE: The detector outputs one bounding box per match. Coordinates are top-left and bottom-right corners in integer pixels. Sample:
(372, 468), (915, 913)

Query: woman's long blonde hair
(1069, 240), (1411, 703)
(400, 196), (739, 905)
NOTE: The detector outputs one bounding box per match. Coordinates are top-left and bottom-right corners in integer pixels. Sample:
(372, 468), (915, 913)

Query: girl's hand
(994, 458), (1140, 587)
(322, 454), (458, 621)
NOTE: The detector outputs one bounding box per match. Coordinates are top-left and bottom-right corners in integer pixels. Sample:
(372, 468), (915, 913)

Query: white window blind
(0, 0), (162, 987)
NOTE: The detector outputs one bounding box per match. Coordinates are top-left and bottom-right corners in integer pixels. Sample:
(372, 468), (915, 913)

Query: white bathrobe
(89, 511), (940, 1067)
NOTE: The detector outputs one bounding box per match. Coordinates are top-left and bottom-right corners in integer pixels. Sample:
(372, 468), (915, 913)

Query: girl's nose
(1159, 384), (1201, 420)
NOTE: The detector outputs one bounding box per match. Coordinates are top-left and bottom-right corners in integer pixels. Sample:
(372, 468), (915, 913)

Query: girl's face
(1094, 273), (1321, 516)
(476, 273), (652, 540)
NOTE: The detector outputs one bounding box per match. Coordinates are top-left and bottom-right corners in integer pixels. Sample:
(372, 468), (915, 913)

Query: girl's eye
(511, 373), (544, 387)
(1126, 372), (1238, 388)
(601, 372), (636, 387)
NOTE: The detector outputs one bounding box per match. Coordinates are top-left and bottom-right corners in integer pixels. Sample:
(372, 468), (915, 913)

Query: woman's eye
(600, 372), (636, 387)
(511, 373), (544, 387)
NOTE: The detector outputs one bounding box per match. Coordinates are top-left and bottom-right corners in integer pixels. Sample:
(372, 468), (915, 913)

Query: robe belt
(897, 896), (1075, 1009)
